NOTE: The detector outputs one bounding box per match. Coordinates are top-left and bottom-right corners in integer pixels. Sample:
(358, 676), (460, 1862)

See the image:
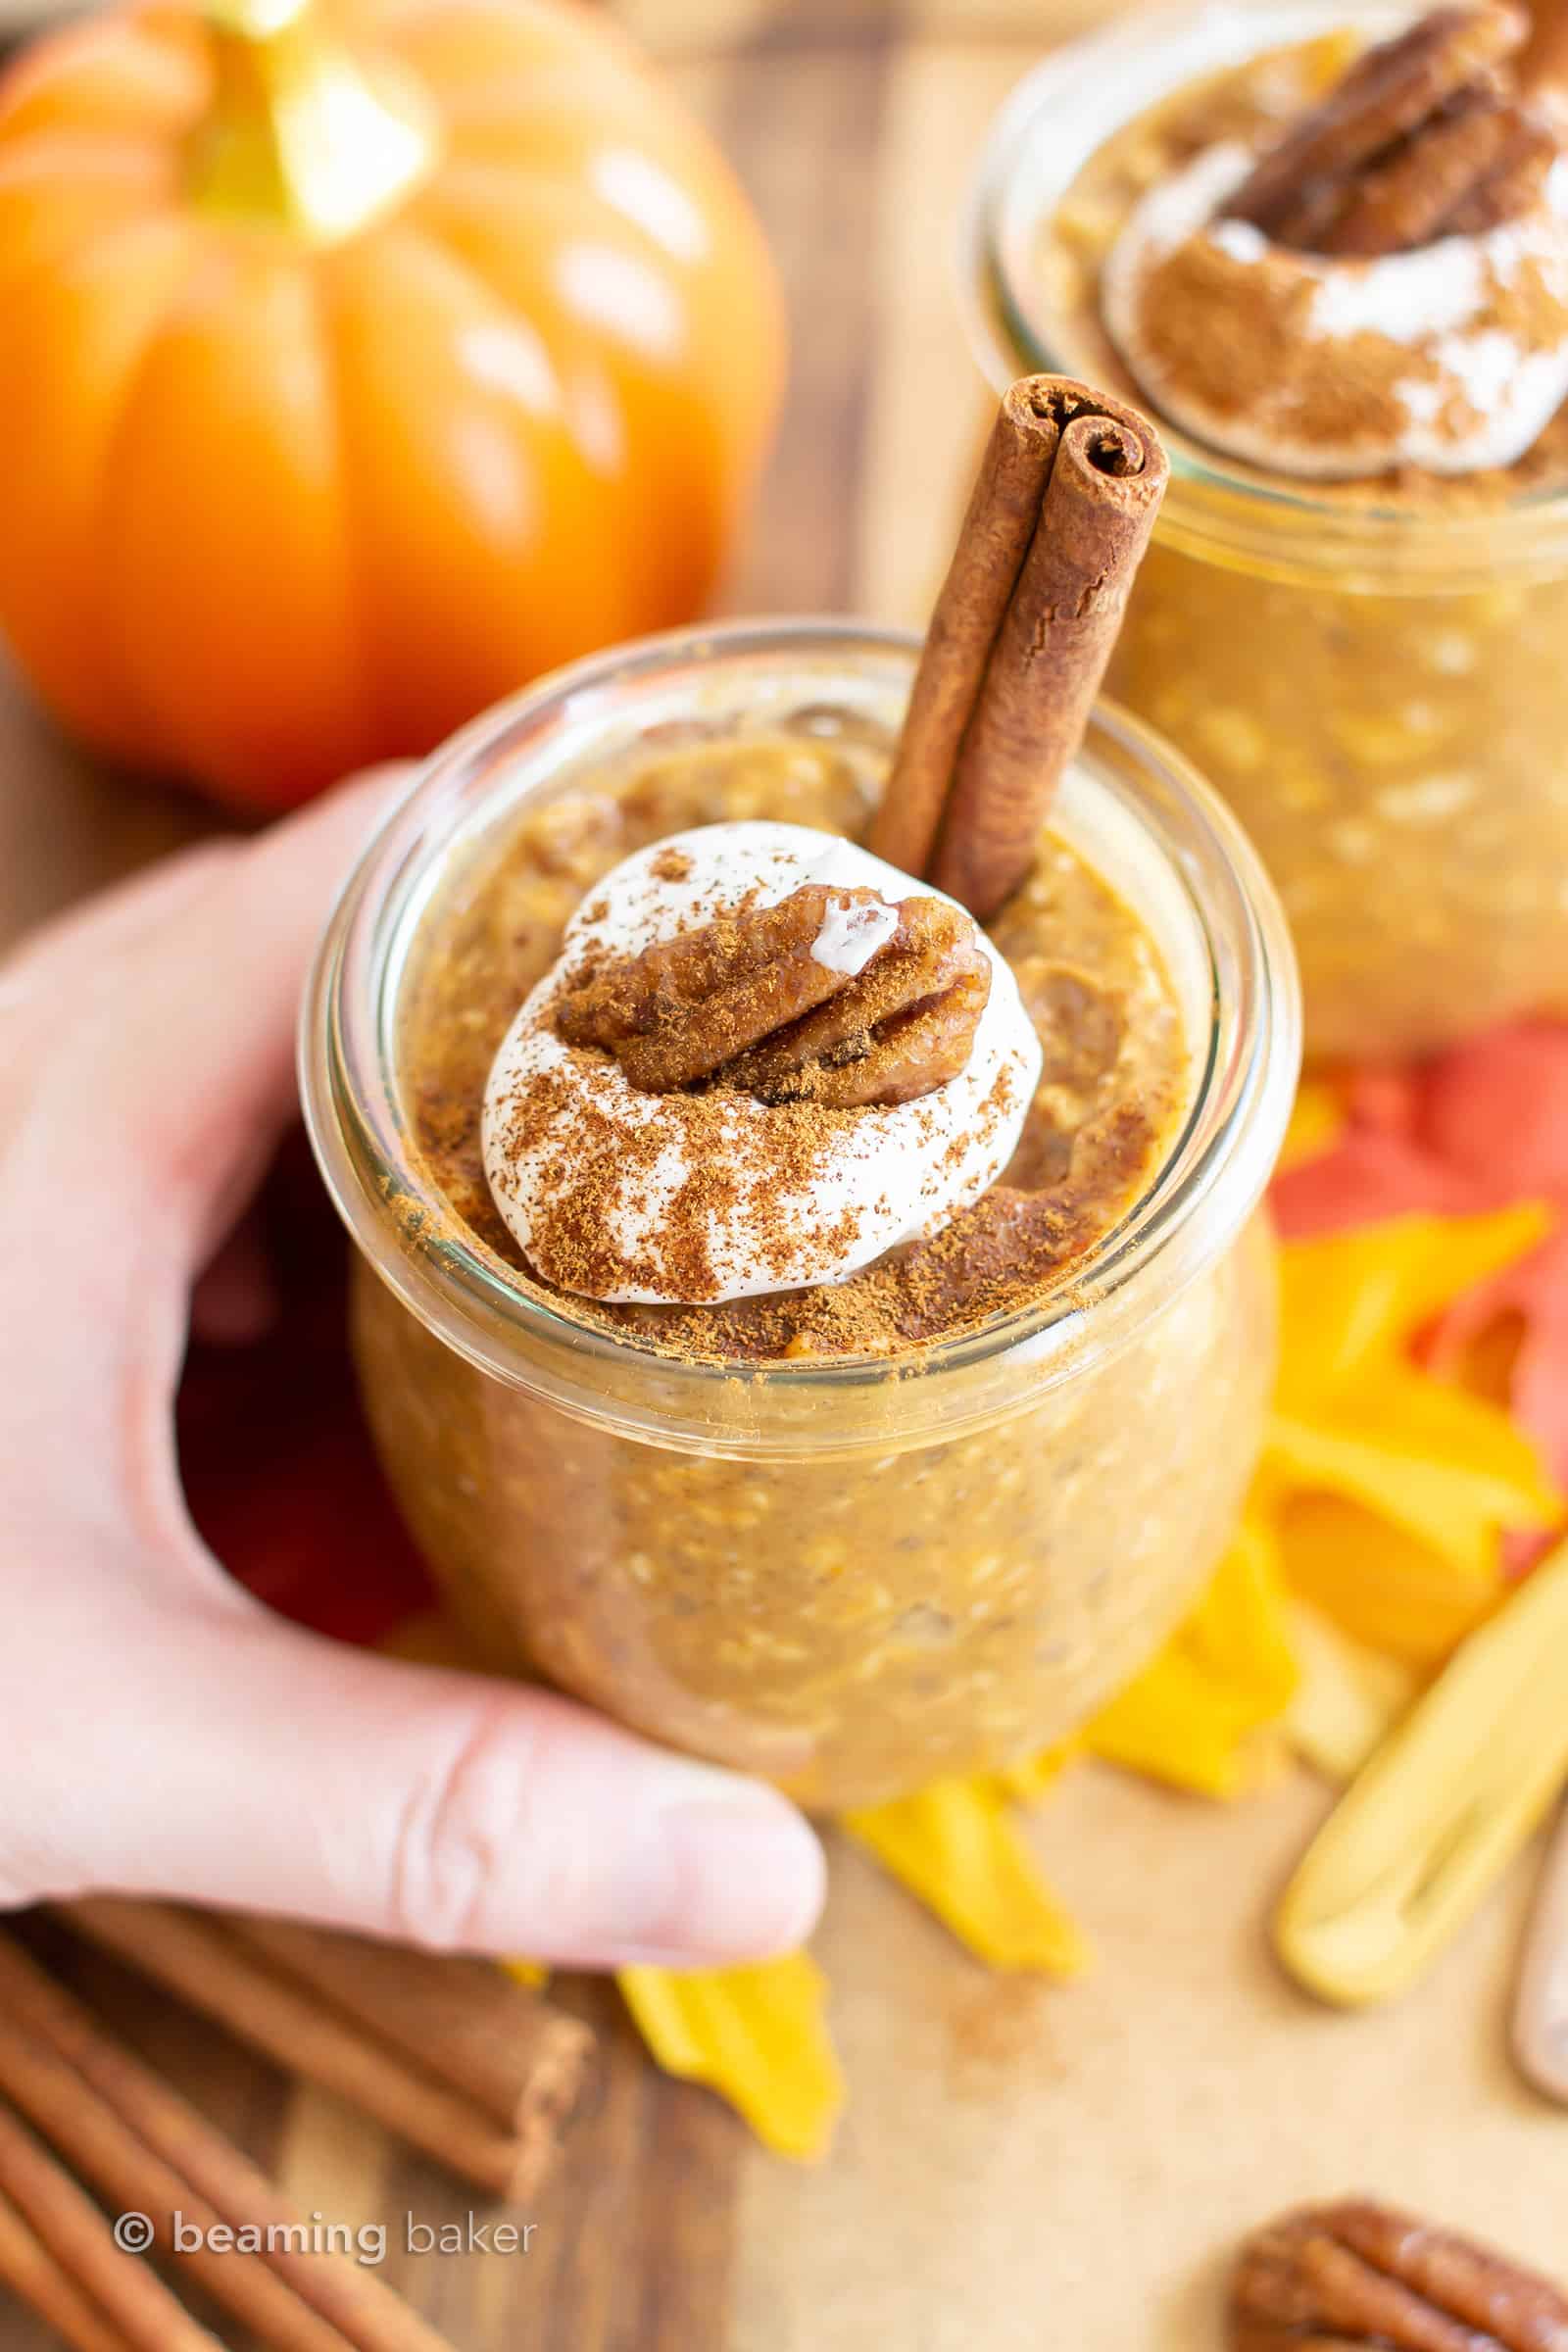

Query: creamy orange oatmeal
(324, 641), (1291, 1811)
(975, 6), (1568, 1059)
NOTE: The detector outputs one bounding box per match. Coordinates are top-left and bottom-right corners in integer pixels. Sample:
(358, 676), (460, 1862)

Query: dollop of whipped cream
(1102, 139), (1568, 477)
(481, 821), (1043, 1305)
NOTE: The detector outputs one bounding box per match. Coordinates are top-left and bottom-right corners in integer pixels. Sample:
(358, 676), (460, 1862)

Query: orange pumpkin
(0, 0), (785, 809)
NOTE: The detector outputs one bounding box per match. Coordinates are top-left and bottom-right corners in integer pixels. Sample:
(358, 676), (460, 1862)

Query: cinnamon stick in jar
(869, 375), (1168, 922)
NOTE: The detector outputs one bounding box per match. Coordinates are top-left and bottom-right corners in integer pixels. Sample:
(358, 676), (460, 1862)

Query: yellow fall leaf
(1087, 1649), (1278, 1800)
(1182, 1515), (1298, 1710)
(1082, 1517), (1297, 1798)
(617, 1954), (844, 2162)
(1349, 1361), (1561, 1520)
(1382, 1203), (1554, 1335)
(1267, 1413), (1541, 1579)
(1277, 1079), (1347, 1172)
(842, 1780), (1089, 1975)
(1273, 1205), (1551, 1414)
(1278, 1493), (1502, 1663)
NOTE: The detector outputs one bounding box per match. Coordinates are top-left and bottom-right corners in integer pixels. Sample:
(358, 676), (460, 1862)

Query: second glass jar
(965, 0), (1568, 1063)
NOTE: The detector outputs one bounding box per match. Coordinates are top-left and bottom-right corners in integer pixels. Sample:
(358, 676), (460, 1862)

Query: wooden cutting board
(3, 5), (1565, 2345)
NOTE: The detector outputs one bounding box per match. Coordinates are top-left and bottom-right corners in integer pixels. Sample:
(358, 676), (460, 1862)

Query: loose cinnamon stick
(0, 1982), (368, 2352)
(0, 2097), (219, 2352)
(0, 2179), (132, 2352)
(59, 1899), (535, 2201)
(869, 376), (1167, 922)
(0, 1934), (455, 2352)
(226, 1913), (591, 2164)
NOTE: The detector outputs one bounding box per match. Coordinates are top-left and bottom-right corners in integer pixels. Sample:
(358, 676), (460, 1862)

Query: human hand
(0, 778), (824, 1965)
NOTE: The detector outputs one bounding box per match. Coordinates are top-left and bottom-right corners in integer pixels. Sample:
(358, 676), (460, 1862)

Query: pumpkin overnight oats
(305, 387), (1298, 1811)
(967, 2), (1568, 1060)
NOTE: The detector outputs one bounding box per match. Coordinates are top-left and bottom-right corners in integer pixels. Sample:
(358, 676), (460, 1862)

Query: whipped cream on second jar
(481, 820), (1043, 1306)
(1101, 138), (1568, 478)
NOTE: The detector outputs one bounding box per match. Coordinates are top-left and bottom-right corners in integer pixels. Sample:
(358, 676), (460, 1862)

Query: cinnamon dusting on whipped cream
(481, 821), (1043, 1305)
(1102, 130), (1568, 477)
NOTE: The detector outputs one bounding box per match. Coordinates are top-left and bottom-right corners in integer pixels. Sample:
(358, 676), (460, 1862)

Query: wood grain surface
(2, 5), (1566, 2348)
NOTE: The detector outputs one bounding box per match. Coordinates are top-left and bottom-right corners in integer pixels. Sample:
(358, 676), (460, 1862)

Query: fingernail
(638, 1773), (825, 1961)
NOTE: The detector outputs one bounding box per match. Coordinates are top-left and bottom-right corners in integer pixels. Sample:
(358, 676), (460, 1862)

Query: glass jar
(963, 0), (1568, 1063)
(302, 621), (1298, 1812)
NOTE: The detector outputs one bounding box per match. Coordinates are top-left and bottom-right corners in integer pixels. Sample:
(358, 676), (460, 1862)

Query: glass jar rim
(301, 617), (1299, 1455)
(959, 0), (1568, 588)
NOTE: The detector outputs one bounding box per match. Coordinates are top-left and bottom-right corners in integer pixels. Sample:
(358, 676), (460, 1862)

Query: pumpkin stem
(187, 0), (438, 244)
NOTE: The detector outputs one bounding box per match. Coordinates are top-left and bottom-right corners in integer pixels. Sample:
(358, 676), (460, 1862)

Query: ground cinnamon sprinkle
(1127, 224), (1568, 464)
(1131, 236), (1411, 451)
(494, 1056), (865, 1309)
(395, 734), (1189, 1366)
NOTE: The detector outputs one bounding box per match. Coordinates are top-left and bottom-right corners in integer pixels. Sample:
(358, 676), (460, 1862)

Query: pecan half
(1232, 2200), (1568, 2352)
(1223, 5), (1545, 255)
(555, 883), (991, 1106)
(1311, 77), (1553, 254)
(1443, 104), (1560, 227)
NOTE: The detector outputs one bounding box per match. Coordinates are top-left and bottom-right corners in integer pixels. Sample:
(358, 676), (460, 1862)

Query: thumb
(33, 1588), (826, 1969)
